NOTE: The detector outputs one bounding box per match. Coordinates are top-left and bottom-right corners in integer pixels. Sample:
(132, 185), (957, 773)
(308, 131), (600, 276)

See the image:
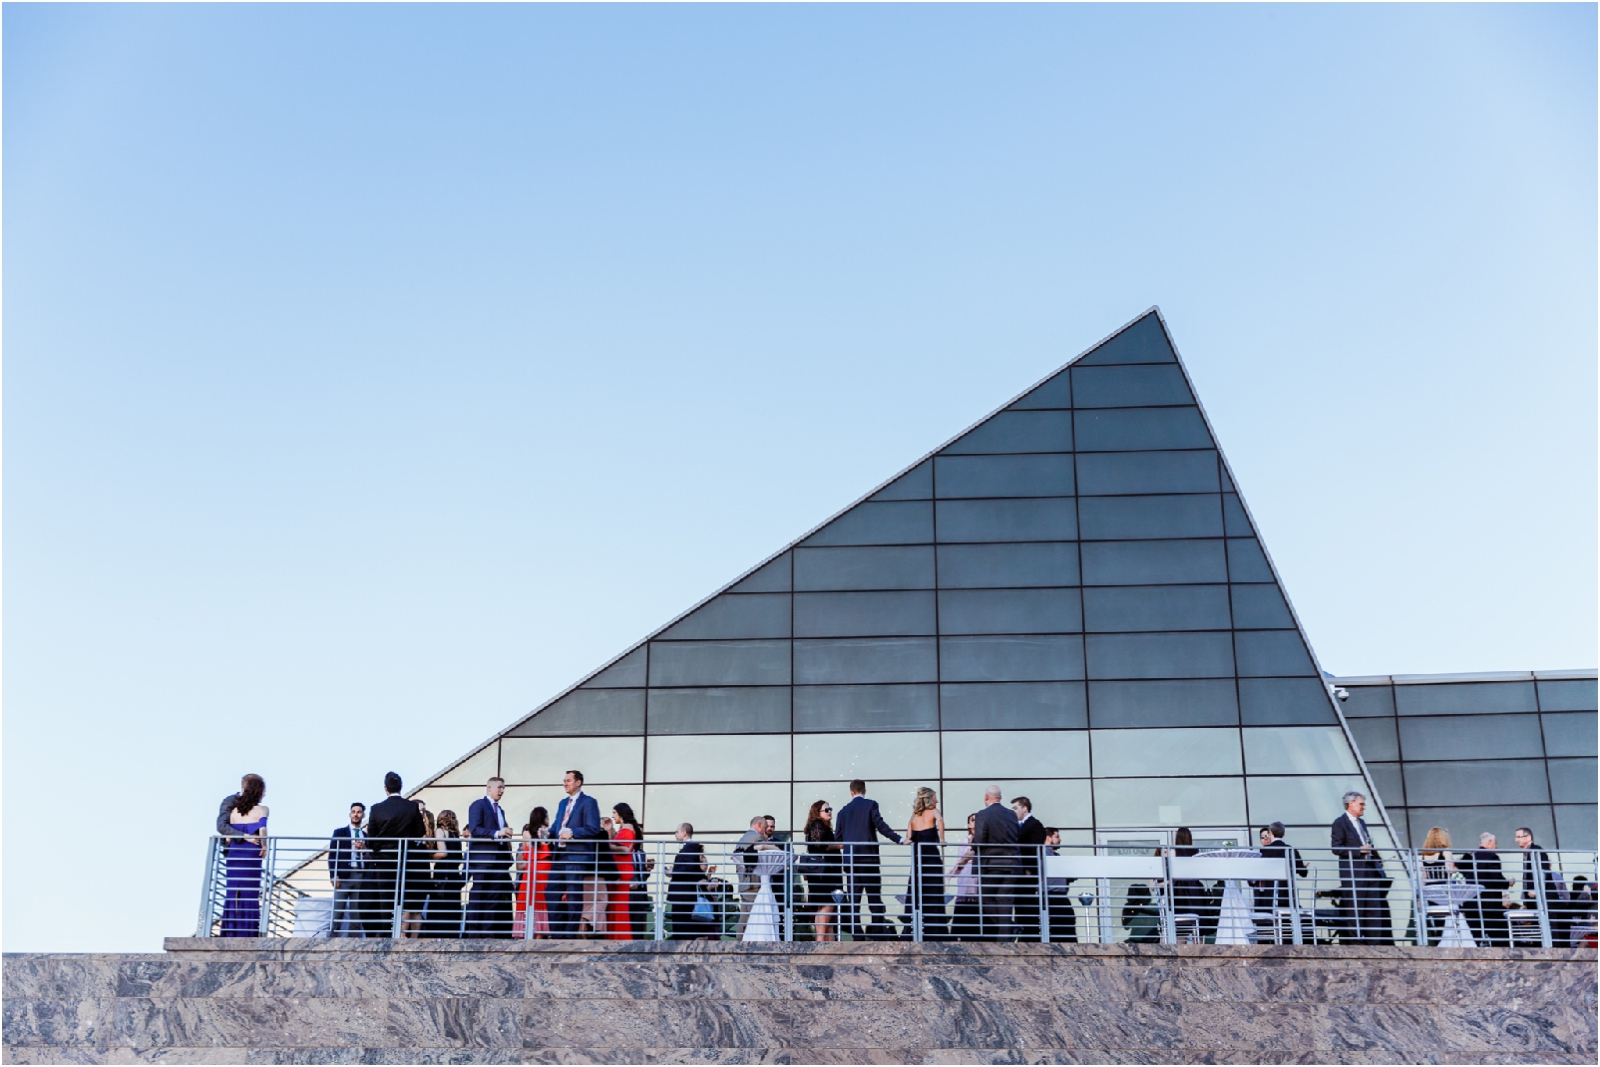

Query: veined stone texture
(2, 940), (1594, 1064)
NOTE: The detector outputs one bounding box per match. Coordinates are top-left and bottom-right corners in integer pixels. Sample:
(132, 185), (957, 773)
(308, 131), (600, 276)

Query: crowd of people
(211, 775), (1595, 947)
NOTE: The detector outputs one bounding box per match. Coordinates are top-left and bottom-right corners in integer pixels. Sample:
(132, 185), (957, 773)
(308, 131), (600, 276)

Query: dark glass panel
(1222, 493), (1253, 535)
(936, 498), (1078, 542)
(1394, 681), (1537, 716)
(1548, 758), (1597, 804)
(939, 635), (1085, 682)
(1346, 716), (1400, 762)
(1233, 631), (1316, 678)
(1365, 762), (1405, 809)
(1073, 314), (1175, 365)
(1083, 584), (1231, 632)
(1078, 494), (1222, 540)
(1220, 465), (1235, 491)
(793, 591), (937, 637)
(1009, 369), (1073, 410)
(870, 461), (933, 501)
(943, 411), (1074, 455)
(581, 647), (647, 689)
(1339, 684), (1395, 718)
(1238, 677), (1337, 725)
(1403, 760), (1551, 807)
(1225, 538), (1273, 582)
(658, 593), (791, 641)
(793, 637), (938, 684)
(1087, 679), (1239, 727)
(793, 683), (939, 732)
(1077, 450), (1219, 496)
(936, 542), (1080, 588)
(1406, 806), (1554, 851)
(1074, 407), (1211, 452)
(1230, 584), (1294, 629)
(728, 554), (791, 593)
(1080, 539), (1228, 585)
(940, 682), (1088, 730)
(794, 546), (936, 591)
(1071, 363), (1194, 408)
(1398, 713), (1544, 762)
(802, 501), (933, 546)
(938, 588), (1083, 635)
(934, 455), (1076, 498)
(507, 689), (645, 737)
(1537, 678), (1599, 711)
(647, 687), (791, 735)
(1085, 632), (1235, 679)
(647, 640), (792, 687)
(1555, 804), (1599, 850)
(1542, 712), (1599, 757)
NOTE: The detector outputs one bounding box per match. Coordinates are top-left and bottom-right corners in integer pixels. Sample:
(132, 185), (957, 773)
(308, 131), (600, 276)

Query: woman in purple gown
(221, 774), (269, 937)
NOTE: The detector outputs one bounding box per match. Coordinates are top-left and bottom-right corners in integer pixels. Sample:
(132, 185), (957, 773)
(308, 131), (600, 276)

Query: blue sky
(4, 4), (1594, 951)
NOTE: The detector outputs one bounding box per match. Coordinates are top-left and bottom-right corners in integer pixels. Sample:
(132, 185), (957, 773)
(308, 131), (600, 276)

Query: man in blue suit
(834, 779), (903, 940)
(548, 769), (604, 938)
(328, 802), (369, 937)
(465, 777), (516, 938)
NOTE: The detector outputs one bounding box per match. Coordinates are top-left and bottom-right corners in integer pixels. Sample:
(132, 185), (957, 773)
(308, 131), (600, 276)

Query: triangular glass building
(414, 310), (1389, 851)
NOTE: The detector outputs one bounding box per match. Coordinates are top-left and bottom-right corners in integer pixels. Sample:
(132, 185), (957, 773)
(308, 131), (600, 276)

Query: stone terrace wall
(4, 939), (1595, 1065)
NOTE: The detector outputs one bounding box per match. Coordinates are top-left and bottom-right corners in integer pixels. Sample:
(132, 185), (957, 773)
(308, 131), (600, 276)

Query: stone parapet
(4, 940), (1595, 1064)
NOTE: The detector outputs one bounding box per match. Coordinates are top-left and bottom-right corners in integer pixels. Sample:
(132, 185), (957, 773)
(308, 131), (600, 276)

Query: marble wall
(3, 939), (1595, 1065)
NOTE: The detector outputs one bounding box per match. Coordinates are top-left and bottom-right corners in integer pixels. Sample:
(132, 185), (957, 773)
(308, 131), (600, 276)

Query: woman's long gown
(909, 827), (947, 939)
(221, 816), (267, 937)
(607, 828), (636, 941)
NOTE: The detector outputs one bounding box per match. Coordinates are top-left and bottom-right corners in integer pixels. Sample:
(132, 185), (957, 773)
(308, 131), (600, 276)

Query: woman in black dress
(905, 787), (947, 940)
(1170, 827), (1218, 943)
(804, 801), (844, 941)
(427, 810), (465, 938)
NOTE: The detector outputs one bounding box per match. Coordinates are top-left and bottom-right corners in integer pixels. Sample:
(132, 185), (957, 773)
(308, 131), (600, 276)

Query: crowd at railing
(203, 772), (1598, 949)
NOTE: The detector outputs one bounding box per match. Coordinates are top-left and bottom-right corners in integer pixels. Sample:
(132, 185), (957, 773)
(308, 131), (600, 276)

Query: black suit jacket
(1330, 813), (1383, 886)
(366, 795), (426, 859)
(1261, 837), (1309, 880)
(1520, 845), (1560, 905)
(1017, 815), (1047, 875)
(329, 825), (366, 881)
(834, 796), (901, 852)
(1461, 849), (1511, 894)
(973, 803), (1019, 869)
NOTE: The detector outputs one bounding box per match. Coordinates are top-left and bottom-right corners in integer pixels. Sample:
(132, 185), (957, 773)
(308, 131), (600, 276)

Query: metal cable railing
(197, 835), (1598, 948)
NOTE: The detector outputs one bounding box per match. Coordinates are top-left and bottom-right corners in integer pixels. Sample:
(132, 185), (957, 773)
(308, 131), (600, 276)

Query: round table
(1198, 849), (1261, 945)
(1422, 882), (1480, 947)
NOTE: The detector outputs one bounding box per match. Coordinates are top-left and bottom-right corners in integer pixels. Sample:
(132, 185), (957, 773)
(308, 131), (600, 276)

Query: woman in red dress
(605, 803), (643, 940)
(515, 807), (550, 939)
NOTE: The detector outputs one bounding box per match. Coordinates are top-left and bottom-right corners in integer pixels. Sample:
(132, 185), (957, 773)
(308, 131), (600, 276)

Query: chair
(1506, 909), (1543, 947)
(1172, 913), (1203, 945)
(1252, 907), (1298, 945)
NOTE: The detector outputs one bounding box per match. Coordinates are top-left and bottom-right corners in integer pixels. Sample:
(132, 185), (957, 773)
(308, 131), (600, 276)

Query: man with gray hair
(1459, 832), (1511, 946)
(732, 815), (776, 937)
(1330, 791), (1388, 944)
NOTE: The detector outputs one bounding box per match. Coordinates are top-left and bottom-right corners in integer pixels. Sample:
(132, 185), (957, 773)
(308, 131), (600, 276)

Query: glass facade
(1337, 671), (1598, 850)
(411, 311), (1594, 854)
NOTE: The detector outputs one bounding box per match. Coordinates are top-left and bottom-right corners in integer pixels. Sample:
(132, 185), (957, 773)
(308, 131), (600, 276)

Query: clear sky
(4, 4), (1594, 952)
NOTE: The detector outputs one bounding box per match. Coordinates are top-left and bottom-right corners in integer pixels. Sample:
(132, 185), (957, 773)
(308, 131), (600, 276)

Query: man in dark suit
(1042, 828), (1078, 943)
(546, 769), (604, 938)
(1255, 822), (1309, 942)
(1460, 832), (1511, 947)
(973, 785), (1020, 940)
(465, 776), (518, 938)
(1515, 827), (1566, 945)
(328, 802), (369, 937)
(366, 772), (426, 938)
(1012, 797), (1047, 941)
(834, 779), (903, 940)
(1330, 792), (1388, 945)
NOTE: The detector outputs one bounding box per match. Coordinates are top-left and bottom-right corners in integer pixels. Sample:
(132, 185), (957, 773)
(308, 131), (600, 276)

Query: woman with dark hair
(427, 810), (465, 938)
(221, 775), (268, 937)
(1169, 827), (1219, 943)
(516, 807), (550, 939)
(803, 800), (843, 941)
(401, 802), (437, 938)
(605, 803), (647, 940)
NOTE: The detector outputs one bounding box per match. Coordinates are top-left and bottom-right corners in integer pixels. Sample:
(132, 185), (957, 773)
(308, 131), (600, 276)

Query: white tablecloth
(1423, 883), (1480, 948)
(742, 849), (791, 943)
(1199, 849), (1261, 945)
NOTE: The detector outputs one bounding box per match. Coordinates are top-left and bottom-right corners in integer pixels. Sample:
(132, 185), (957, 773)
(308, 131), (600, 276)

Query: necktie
(495, 803), (505, 830)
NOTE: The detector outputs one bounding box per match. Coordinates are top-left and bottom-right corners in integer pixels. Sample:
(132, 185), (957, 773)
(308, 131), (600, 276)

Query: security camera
(1332, 687), (1349, 702)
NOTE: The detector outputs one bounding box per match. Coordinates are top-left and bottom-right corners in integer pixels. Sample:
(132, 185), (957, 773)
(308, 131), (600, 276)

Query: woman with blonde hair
(904, 786), (947, 939)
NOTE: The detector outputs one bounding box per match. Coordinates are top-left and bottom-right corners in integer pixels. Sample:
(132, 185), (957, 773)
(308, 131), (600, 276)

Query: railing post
(1159, 849), (1175, 945)
(1405, 850), (1428, 947)
(654, 842), (666, 941)
(1532, 851), (1553, 948)
(257, 838), (274, 937)
(196, 836), (220, 937)
(1037, 845), (1049, 944)
(1287, 853), (1304, 946)
(391, 841), (406, 939)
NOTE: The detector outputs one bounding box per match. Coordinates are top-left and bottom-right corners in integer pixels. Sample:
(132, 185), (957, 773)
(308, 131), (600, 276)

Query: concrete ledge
(5, 941), (1594, 1064)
